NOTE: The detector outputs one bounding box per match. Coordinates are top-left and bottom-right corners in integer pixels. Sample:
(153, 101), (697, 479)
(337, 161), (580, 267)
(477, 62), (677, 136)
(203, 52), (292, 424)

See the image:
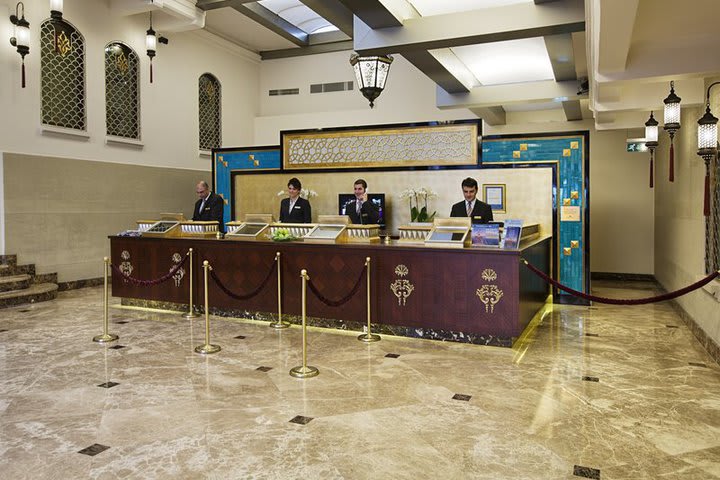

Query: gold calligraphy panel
(283, 124), (478, 170)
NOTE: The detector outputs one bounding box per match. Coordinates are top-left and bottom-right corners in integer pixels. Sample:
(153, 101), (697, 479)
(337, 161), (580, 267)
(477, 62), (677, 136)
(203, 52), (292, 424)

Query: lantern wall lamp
(350, 53), (393, 108)
(663, 81), (681, 182)
(645, 111), (659, 188)
(9, 2), (30, 88)
(696, 82), (720, 217)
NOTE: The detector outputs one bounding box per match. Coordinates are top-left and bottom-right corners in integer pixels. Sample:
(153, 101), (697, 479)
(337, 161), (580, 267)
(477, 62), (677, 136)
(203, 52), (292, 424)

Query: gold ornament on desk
(390, 264), (414, 306)
(476, 285), (504, 313)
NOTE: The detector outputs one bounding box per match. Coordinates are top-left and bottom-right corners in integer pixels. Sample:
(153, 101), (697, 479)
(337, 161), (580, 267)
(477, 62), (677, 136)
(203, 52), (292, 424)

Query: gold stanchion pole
(194, 260), (221, 354)
(183, 248), (199, 319)
(269, 251), (289, 329)
(358, 256), (380, 342)
(289, 269), (319, 378)
(93, 257), (119, 343)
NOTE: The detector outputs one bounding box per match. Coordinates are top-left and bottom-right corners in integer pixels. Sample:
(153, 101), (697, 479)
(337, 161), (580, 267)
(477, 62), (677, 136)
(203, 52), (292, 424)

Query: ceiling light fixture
(9, 2), (30, 88)
(697, 83), (719, 217)
(663, 81), (681, 182)
(350, 53), (393, 108)
(644, 111), (659, 188)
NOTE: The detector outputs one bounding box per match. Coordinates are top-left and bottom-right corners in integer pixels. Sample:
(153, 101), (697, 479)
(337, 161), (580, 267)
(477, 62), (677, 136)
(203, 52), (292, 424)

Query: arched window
(40, 18), (86, 131)
(708, 170), (720, 273)
(199, 73), (221, 150)
(105, 42), (140, 140)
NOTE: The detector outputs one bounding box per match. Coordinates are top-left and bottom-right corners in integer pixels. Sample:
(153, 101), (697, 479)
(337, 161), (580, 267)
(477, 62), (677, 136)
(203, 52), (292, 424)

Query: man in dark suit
(450, 177), (493, 223)
(192, 180), (225, 232)
(346, 179), (380, 224)
(279, 177), (312, 223)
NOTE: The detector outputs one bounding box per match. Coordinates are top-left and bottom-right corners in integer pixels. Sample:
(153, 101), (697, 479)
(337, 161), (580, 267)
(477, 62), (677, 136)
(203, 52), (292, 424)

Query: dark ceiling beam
(562, 100), (583, 121)
(469, 107), (507, 126)
(261, 40), (354, 60)
(354, 0), (585, 55)
(301, 0), (354, 37)
(233, 3), (309, 47)
(196, 0), (257, 11)
(336, 0), (403, 28)
(401, 51), (469, 94)
(544, 33), (577, 81)
(534, 0), (561, 3)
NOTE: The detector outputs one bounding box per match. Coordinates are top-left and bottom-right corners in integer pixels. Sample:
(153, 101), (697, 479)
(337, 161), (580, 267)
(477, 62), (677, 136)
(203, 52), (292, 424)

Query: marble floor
(0, 281), (719, 479)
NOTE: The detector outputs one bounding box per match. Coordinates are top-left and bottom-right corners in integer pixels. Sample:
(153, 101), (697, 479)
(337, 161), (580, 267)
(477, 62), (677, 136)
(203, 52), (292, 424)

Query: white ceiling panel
(205, 8), (298, 52)
(258, 0), (339, 34)
(407, 0), (532, 17)
(450, 37), (555, 86)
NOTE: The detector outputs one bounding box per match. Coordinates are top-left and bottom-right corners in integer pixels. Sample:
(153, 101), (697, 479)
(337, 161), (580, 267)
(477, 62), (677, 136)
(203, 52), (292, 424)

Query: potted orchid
(399, 187), (437, 223)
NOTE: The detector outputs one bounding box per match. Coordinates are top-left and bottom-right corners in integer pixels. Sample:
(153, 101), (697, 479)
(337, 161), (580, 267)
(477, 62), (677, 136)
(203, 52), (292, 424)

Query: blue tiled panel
(483, 136), (586, 296)
(213, 149), (281, 225)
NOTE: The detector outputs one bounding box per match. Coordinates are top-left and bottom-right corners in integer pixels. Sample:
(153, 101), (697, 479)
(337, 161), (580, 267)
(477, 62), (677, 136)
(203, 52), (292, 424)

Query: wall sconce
(697, 82), (719, 217)
(350, 53), (393, 108)
(50, 0), (62, 18)
(146, 11), (156, 83)
(9, 2), (30, 88)
(645, 111), (659, 188)
(663, 81), (681, 182)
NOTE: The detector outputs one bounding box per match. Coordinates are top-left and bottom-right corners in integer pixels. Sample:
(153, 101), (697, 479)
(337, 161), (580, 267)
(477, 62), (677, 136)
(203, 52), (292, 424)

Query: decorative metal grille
(707, 161), (720, 273)
(199, 73), (221, 150)
(40, 19), (86, 130)
(105, 42), (140, 139)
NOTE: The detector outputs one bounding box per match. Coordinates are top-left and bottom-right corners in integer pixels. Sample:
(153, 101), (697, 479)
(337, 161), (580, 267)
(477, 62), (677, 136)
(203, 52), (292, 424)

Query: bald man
(192, 181), (224, 232)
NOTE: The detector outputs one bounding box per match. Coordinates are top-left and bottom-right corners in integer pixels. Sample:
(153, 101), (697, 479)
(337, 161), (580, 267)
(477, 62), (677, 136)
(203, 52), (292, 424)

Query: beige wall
(654, 92), (720, 347)
(235, 168), (552, 235)
(3, 153), (204, 281)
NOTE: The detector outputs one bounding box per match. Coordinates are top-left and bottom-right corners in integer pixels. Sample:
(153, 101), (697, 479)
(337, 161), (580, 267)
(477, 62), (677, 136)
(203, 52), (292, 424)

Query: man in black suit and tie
(192, 180), (225, 232)
(347, 179), (380, 224)
(279, 177), (312, 223)
(450, 177), (493, 223)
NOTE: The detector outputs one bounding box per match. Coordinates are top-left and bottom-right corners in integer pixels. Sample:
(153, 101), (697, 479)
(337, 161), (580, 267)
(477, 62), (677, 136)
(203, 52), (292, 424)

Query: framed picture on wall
(483, 184), (506, 213)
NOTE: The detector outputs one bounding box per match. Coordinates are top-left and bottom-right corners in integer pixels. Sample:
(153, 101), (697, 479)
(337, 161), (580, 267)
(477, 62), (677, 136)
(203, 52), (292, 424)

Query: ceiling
(114, 0), (720, 130)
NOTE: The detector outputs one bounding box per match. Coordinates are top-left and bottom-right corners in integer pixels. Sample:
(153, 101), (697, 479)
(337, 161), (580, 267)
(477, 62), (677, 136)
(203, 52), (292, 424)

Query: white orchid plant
(277, 188), (318, 199)
(399, 187), (437, 222)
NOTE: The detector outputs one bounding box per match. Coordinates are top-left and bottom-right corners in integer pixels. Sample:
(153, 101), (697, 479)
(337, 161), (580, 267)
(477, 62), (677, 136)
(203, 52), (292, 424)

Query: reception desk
(109, 236), (550, 347)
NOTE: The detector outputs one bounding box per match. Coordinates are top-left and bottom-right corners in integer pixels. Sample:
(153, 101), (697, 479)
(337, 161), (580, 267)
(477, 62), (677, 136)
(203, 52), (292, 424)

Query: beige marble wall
(235, 168), (552, 235)
(3, 153), (206, 281)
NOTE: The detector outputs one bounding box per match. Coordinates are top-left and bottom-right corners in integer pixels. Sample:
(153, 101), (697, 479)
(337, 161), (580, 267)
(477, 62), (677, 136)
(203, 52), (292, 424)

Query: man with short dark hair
(192, 180), (225, 232)
(450, 177), (493, 223)
(279, 177), (312, 223)
(346, 178), (380, 224)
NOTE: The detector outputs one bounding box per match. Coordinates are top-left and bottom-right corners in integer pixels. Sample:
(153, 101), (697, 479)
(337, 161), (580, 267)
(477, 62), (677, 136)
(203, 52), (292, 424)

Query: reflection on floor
(1, 281), (719, 479)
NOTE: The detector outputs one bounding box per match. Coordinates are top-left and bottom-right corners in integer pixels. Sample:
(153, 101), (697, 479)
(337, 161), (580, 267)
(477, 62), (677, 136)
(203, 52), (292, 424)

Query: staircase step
(0, 274), (32, 293)
(0, 263), (35, 277)
(0, 255), (17, 266)
(0, 283), (58, 309)
(33, 272), (58, 284)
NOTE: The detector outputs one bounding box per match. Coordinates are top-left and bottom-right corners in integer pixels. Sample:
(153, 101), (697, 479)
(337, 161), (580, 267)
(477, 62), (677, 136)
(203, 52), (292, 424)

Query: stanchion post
(93, 257), (119, 343)
(269, 251), (290, 329)
(183, 248), (199, 319)
(194, 260), (221, 354)
(358, 256), (380, 342)
(289, 269), (319, 378)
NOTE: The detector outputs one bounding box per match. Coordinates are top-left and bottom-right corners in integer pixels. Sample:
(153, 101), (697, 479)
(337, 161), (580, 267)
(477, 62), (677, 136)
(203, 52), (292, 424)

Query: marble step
(0, 263), (35, 277)
(0, 283), (58, 309)
(0, 274), (32, 293)
(0, 255), (17, 266)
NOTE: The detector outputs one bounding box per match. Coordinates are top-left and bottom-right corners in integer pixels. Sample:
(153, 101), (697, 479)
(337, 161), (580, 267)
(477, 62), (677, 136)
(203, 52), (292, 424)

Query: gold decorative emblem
(115, 52), (128, 74)
(119, 250), (133, 282)
(56, 31), (71, 57)
(481, 269), (497, 282)
(571, 141), (579, 149)
(563, 148), (572, 157)
(512, 150), (521, 158)
(570, 240), (579, 249)
(563, 198), (571, 206)
(476, 285), (504, 313)
(563, 247), (572, 256)
(570, 191), (579, 200)
(171, 253), (185, 287)
(390, 264), (414, 306)
(519, 143), (528, 151)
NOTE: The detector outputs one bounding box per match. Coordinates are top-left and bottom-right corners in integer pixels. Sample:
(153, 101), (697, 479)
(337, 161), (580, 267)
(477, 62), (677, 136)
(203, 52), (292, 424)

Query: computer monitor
(338, 193), (386, 227)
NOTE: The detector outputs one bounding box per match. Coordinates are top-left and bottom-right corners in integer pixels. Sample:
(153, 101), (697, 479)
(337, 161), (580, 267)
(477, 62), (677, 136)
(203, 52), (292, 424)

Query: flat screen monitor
(338, 193), (386, 227)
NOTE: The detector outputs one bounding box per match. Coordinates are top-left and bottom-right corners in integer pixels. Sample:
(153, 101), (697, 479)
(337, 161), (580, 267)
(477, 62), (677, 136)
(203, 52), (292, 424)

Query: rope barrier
(111, 253), (189, 286)
(210, 260), (277, 300)
(307, 264), (367, 307)
(520, 257), (719, 305)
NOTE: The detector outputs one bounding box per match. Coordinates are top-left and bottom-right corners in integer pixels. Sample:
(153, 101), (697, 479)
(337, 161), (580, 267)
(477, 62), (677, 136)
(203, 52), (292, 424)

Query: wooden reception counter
(109, 235), (551, 347)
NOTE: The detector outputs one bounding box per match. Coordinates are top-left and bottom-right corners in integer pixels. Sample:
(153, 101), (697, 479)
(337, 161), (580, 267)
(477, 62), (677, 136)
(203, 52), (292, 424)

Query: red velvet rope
(111, 253), (189, 286)
(307, 264), (367, 307)
(209, 261), (277, 301)
(521, 258), (719, 305)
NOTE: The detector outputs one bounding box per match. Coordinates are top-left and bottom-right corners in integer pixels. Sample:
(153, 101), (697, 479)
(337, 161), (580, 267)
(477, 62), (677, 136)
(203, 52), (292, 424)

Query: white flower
(277, 190), (286, 197)
(399, 189), (416, 200)
(301, 188), (318, 198)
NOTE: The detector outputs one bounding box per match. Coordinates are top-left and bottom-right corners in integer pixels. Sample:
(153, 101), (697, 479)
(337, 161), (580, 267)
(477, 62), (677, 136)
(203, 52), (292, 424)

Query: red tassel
(649, 153), (654, 188)
(669, 141), (674, 182)
(21, 60), (25, 88)
(150, 61), (153, 84)
(704, 171), (711, 217)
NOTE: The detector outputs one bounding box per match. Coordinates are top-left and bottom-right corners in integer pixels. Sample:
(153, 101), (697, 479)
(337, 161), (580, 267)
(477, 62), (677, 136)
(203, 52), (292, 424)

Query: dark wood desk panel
(110, 236), (551, 345)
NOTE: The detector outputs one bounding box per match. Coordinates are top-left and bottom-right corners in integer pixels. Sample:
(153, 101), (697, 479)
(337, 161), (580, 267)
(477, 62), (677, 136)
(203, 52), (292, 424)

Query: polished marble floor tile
(0, 282), (719, 479)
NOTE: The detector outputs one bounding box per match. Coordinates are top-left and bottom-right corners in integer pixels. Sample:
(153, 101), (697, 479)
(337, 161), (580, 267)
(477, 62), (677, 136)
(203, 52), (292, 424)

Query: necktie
(199, 198), (206, 213)
(356, 200), (362, 215)
(466, 201), (472, 217)
(289, 199), (295, 214)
